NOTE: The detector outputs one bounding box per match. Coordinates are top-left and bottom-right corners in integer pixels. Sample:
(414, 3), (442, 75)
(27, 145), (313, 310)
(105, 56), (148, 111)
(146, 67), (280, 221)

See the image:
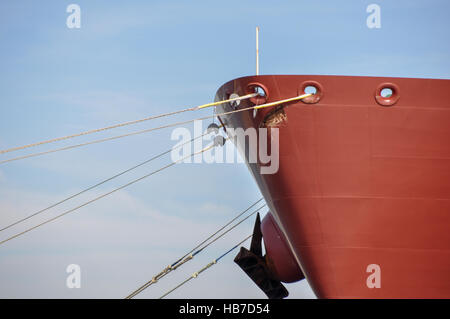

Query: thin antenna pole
(256, 26), (259, 75)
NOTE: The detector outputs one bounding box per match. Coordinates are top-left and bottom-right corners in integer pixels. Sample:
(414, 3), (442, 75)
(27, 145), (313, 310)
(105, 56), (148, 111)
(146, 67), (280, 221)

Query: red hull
(215, 75), (450, 298)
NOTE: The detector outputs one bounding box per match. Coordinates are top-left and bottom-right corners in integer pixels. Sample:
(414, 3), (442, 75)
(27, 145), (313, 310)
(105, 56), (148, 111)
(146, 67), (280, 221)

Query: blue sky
(0, 0), (449, 298)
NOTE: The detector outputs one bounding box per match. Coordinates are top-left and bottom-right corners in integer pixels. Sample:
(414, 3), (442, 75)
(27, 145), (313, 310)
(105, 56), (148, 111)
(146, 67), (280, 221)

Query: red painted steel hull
(215, 75), (450, 298)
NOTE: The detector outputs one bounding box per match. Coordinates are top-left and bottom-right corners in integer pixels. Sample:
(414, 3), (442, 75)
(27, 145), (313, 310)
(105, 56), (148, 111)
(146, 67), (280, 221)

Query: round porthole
(246, 82), (269, 105)
(304, 85), (318, 95)
(375, 83), (400, 106)
(298, 81), (323, 104)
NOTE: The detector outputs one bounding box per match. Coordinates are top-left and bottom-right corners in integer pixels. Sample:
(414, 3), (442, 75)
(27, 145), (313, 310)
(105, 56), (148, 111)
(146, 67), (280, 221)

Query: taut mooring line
(0, 143), (221, 246)
(0, 93), (312, 164)
(0, 93), (258, 155)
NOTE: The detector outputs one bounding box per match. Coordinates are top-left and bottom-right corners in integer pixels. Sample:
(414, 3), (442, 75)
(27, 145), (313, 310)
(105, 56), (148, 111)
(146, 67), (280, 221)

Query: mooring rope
(0, 142), (223, 246)
(159, 234), (252, 299)
(0, 131), (215, 233)
(0, 93), (258, 155)
(0, 93), (312, 164)
(125, 200), (265, 299)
